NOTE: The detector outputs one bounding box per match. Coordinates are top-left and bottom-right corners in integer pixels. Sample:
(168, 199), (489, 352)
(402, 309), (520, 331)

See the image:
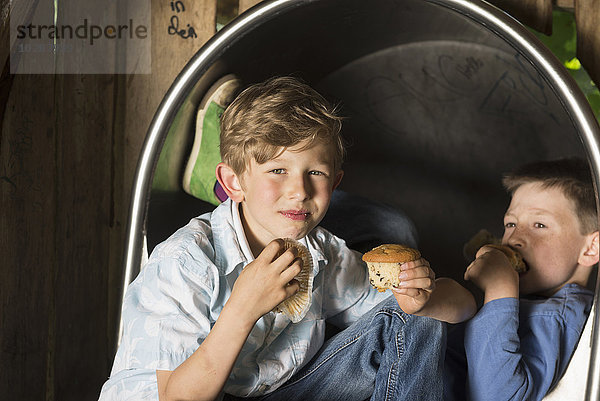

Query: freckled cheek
(530, 239), (572, 269)
(527, 238), (553, 266)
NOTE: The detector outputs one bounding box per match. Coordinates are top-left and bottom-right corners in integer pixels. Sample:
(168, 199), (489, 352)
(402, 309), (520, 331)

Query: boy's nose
(506, 228), (525, 248)
(287, 175), (311, 200)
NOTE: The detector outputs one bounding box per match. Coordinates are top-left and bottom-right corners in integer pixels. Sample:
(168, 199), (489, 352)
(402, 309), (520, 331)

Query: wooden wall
(0, 0), (230, 398)
(0, 0), (595, 400)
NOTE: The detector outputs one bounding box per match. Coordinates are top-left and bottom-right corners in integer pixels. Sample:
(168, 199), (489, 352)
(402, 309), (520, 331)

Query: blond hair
(502, 157), (598, 234)
(220, 76), (344, 175)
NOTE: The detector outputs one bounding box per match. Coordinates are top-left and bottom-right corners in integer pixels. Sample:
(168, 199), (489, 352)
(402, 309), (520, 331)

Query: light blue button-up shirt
(99, 199), (391, 400)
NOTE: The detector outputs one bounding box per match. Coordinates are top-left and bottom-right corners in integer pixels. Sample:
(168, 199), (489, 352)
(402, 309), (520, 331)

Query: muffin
(463, 229), (500, 262)
(362, 244), (421, 292)
(463, 229), (527, 272)
(482, 244), (528, 273)
(272, 238), (314, 323)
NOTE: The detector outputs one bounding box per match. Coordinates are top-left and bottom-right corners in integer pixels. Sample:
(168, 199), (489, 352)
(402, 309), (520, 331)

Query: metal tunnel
(118, 0), (600, 398)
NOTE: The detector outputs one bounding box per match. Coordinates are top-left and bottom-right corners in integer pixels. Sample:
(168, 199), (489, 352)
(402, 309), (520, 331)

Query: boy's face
(502, 182), (591, 296)
(237, 140), (343, 254)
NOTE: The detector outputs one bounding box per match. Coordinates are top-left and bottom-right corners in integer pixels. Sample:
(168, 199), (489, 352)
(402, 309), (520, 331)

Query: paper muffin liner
(273, 238), (314, 323)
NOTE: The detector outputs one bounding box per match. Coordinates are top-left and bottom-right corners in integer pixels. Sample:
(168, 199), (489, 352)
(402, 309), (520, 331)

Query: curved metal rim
(118, 4), (600, 397)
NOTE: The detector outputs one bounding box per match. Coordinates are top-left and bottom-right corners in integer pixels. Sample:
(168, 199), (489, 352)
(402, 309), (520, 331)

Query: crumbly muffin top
(362, 244), (421, 263)
(483, 244), (528, 272)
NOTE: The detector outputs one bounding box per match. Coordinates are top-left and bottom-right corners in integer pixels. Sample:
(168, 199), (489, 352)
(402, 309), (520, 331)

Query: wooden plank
(1, 1), (120, 399)
(575, 0), (600, 87)
(554, 0), (575, 10)
(54, 74), (115, 398)
(239, 0), (263, 14)
(51, 71), (115, 398)
(0, 4), (56, 401)
(1, 0), (39, 72)
(44, 3), (124, 397)
(1, 73), (56, 399)
(0, 0), (13, 126)
(0, 0), (237, 399)
(488, 0), (553, 34)
(0, 0), (13, 78)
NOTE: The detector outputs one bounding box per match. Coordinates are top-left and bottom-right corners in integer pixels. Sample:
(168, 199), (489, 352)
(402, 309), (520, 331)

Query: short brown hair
(502, 157), (598, 234)
(220, 76), (344, 175)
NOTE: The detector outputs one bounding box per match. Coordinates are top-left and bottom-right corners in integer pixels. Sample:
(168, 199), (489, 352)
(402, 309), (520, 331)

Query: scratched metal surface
(146, 0), (585, 279)
(317, 40), (584, 279)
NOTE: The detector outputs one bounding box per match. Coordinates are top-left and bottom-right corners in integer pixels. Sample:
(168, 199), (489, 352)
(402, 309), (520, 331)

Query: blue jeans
(250, 297), (446, 401)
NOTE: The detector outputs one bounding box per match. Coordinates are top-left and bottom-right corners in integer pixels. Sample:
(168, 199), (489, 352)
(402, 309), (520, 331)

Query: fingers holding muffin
(362, 244), (436, 314)
(362, 244), (476, 323)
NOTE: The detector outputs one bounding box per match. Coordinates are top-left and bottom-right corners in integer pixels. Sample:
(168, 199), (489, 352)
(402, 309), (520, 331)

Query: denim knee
(373, 296), (446, 345)
(369, 297), (446, 401)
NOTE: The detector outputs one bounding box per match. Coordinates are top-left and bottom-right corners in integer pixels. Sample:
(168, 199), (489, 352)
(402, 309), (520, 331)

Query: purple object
(214, 181), (229, 202)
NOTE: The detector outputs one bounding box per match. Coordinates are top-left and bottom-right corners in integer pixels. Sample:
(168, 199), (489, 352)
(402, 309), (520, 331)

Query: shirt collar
(210, 199), (248, 275)
(210, 198), (327, 276)
(231, 199), (254, 262)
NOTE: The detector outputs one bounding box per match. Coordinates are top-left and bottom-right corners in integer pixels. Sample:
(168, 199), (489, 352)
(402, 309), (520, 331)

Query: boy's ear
(579, 231), (599, 267)
(215, 162), (245, 203)
(332, 170), (344, 191)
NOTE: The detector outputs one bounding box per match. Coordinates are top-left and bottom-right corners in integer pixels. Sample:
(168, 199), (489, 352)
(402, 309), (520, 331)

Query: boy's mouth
(280, 210), (311, 221)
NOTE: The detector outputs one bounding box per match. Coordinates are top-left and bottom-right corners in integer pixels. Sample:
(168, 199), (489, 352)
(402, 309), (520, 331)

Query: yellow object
(564, 57), (581, 70)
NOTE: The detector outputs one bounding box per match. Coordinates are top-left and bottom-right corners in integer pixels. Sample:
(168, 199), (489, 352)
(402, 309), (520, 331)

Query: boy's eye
(309, 170), (326, 176)
(534, 222), (546, 228)
(504, 222), (516, 228)
(270, 168), (286, 174)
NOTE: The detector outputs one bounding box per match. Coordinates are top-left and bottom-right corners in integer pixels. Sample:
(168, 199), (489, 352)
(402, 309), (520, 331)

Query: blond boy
(445, 157), (598, 400)
(99, 76), (474, 401)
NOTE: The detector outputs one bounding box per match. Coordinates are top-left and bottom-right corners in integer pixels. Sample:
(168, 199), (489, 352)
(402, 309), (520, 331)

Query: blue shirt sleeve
(464, 297), (571, 401)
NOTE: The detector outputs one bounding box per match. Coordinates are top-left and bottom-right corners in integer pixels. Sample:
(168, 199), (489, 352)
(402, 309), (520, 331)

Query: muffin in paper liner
(273, 238), (314, 323)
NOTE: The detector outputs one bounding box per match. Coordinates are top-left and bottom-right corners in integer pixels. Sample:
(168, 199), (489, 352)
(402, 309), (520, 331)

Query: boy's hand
(227, 239), (302, 324)
(391, 258), (436, 314)
(464, 245), (519, 303)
